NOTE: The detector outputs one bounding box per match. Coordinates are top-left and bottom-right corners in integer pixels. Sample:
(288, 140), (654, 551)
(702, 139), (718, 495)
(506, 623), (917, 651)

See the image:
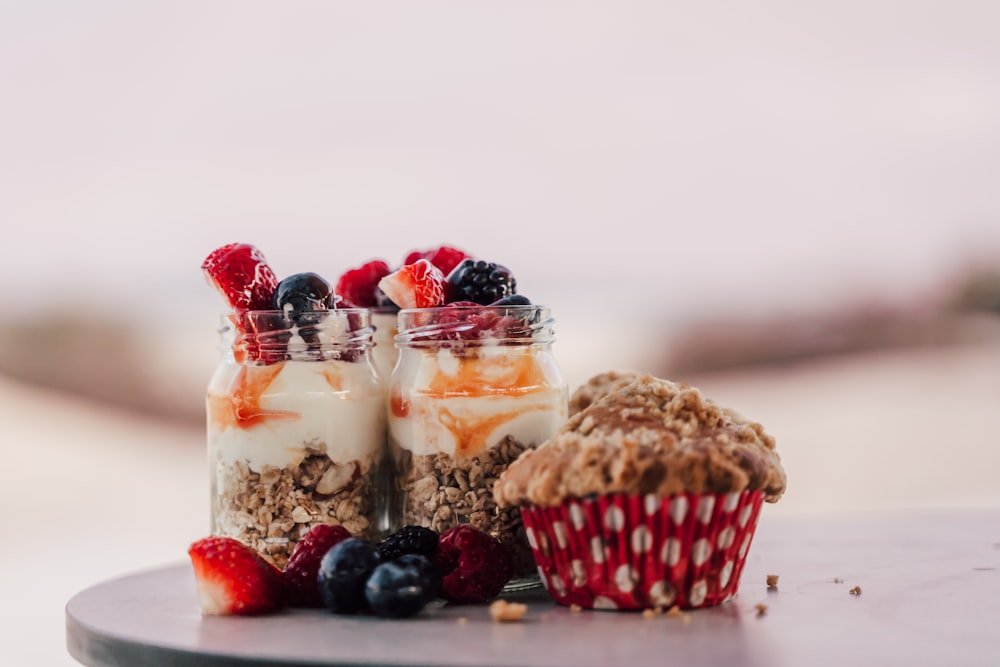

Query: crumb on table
(570, 604), (583, 613)
(766, 574), (779, 590)
(833, 577), (844, 584)
(489, 599), (527, 623)
(755, 603), (768, 617)
(849, 586), (862, 596)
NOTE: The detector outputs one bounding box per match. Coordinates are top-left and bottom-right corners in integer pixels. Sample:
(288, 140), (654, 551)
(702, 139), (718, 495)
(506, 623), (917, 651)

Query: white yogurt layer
(388, 346), (568, 458)
(207, 359), (386, 471)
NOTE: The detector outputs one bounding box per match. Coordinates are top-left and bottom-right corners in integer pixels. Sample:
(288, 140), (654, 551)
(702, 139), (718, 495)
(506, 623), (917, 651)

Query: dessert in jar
(377, 256), (569, 586)
(202, 244), (386, 568)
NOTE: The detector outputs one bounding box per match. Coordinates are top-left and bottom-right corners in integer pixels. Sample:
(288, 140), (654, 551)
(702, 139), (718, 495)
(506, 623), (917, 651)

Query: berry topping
(444, 259), (517, 305)
(433, 524), (514, 603)
(272, 272), (332, 316)
(377, 259), (445, 309)
(187, 536), (286, 616)
(202, 243), (279, 313)
(281, 525), (352, 608)
(335, 260), (392, 308)
(375, 525), (439, 563)
(490, 294), (532, 307)
(403, 246), (471, 277)
(364, 554), (440, 618)
(317, 537), (378, 614)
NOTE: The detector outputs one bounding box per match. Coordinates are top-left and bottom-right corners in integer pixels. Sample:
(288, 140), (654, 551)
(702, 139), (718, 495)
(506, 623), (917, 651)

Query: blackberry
(375, 525), (439, 562)
(444, 259), (517, 305)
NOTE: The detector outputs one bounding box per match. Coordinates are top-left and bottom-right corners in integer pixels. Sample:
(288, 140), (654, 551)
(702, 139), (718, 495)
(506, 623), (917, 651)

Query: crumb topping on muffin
(568, 370), (642, 416)
(494, 373), (786, 507)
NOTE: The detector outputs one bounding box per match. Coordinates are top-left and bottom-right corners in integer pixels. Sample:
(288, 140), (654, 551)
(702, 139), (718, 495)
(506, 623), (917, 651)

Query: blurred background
(2, 1), (999, 664)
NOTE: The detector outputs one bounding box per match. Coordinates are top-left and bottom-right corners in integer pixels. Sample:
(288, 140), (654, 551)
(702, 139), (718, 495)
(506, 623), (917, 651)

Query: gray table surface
(66, 507), (1000, 667)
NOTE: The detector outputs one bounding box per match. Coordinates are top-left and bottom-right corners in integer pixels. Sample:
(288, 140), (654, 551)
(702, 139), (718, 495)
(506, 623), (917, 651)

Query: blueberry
(375, 525), (439, 563)
(490, 294), (531, 307)
(364, 554), (439, 618)
(272, 272), (332, 346)
(317, 538), (377, 614)
(272, 272), (332, 315)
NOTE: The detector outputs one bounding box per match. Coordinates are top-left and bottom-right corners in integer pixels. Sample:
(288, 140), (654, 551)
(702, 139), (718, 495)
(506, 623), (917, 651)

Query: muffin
(493, 373), (786, 610)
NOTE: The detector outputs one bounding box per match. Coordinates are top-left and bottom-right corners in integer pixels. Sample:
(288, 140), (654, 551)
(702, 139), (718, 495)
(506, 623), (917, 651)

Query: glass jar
(370, 306), (400, 385)
(387, 305), (568, 586)
(206, 309), (385, 568)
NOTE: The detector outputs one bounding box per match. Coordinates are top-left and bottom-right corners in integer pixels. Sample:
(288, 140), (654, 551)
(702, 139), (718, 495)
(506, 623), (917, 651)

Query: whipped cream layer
(388, 346), (568, 458)
(207, 359), (385, 470)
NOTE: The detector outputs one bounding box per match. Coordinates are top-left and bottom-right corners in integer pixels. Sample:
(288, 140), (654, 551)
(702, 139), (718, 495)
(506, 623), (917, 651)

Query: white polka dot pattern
(525, 527), (537, 550)
(661, 537), (681, 566)
(553, 521), (568, 549)
(518, 491), (764, 612)
(723, 492), (740, 512)
(604, 505), (625, 532)
(696, 496), (715, 524)
(644, 494), (660, 516)
(648, 580), (676, 608)
(591, 536), (606, 563)
(719, 560), (734, 588)
(689, 580), (707, 607)
(615, 564), (637, 593)
(670, 496), (688, 524)
(691, 538), (711, 567)
(631, 525), (653, 553)
(593, 596), (618, 610)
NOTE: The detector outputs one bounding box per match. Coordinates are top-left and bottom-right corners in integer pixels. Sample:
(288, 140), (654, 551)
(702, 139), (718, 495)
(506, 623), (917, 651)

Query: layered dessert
(372, 256), (569, 582)
(202, 244), (386, 567)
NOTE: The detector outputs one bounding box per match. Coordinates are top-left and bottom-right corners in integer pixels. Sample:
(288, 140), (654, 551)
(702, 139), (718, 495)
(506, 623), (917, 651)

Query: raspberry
(335, 260), (392, 308)
(444, 259), (517, 305)
(377, 259), (445, 309)
(281, 524), (352, 608)
(375, 526), (439, 563)
(433, 524), (513, 603)
(403, 245), (470, 276)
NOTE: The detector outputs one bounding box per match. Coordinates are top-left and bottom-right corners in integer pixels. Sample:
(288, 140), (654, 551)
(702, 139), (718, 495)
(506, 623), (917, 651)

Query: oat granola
(212, 445), (377, 568)
(392, 435), (536, 578)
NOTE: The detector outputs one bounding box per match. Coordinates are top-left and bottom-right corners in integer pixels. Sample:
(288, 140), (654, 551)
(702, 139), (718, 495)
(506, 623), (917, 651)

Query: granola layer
(212, 446), (377, 568)
(392, 436), (536, 578)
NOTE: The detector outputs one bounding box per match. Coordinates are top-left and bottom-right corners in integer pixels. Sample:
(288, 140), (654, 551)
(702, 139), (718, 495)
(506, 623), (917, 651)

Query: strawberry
(403, 245), (471, 277)
(188, 536), (286, 616)
(202, 243), (279, 313)
(335, 259), (392, 308)
(377, 259), (445, 309)
(281, 525), (352, 607)
(433, 524), (513, 603)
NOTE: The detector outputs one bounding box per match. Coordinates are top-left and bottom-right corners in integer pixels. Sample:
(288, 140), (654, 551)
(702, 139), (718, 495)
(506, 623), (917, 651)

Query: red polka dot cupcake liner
(519, 490), (765, 610)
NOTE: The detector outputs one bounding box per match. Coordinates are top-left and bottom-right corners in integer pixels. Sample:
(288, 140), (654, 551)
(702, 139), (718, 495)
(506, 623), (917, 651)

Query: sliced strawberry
(403, 246), (471, 277)
(202, 243), (279, 313)
(281, 525), (352, 608)
(377, 259), (445, 309)
(335, 259), (392, 308)
(188, 536), (286, 616)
